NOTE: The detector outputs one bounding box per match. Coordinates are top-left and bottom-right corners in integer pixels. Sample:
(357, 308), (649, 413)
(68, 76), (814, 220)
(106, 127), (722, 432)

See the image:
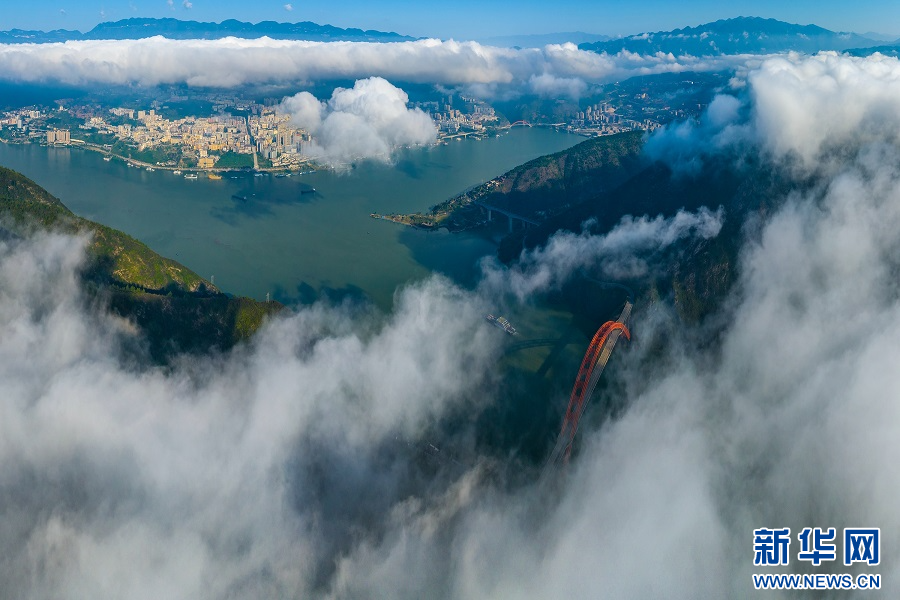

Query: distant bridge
(442, 131), (479, 140)
(474, 201), (539, 232)
(509, 120), (532, 127)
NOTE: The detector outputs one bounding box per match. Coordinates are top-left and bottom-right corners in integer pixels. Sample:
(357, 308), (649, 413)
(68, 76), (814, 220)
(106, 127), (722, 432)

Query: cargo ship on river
(484, 314), (518, 336)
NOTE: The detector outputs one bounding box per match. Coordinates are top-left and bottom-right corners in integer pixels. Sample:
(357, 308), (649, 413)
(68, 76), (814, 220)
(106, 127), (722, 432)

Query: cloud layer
(0, 37), (766, 94)
(0, 231), (505, 597)
(481, 206), (725, 300)
(279, 77), (436, 164)
(323, 54), (900, 597)
(4, 52), (900, 598)
(648, 51), (900, 171)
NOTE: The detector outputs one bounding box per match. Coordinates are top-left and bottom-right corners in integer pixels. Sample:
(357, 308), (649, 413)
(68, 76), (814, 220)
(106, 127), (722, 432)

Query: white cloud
(278, 77), (437, 164)
(0, 37), (767, 92)
(321, 55), (900, 597)
(7, 48), (900, 600)
(183, 0), (192, 8)
(748, 52), (900, 167)
(481, 207), (725, 300)
(527, 72), (588, 99)
(9, 135), (899, 596)
(649, 52), (900, 172)
(284, 3), (293, 11)
(0, 230), (504, 597)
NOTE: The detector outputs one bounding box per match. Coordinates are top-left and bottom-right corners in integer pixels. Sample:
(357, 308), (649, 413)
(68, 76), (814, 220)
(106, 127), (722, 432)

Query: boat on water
(300, 187), (316, 194)
(208, 173), (222, 180)
(184, 173), (199, 180)
(173, 169), (182, 175)
(103, 156), (111, 161)
(146, 167), (155, 172)
(484, 314), (518, 336)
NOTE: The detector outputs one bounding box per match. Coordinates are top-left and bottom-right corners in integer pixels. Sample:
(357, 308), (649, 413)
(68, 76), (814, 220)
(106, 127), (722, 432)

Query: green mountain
(0, 165), (281, 361)
(397, 131), (647, 230)
(513, 153), (795, 319)
(580, 17), (883, 56)
(845, 44), (900, 57)
(412, 131), (797, 323)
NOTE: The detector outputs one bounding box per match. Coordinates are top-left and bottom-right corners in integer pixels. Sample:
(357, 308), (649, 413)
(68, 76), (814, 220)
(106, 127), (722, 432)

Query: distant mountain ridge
(1, 16), (893, 55)
(0, 17), (414, 44)
(845, 44), (900, 58)
(580, 17), (889, 56)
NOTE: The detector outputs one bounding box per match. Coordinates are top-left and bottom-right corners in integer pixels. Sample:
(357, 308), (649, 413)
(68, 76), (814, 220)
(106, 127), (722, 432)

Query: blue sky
(4, 0), (900, 40)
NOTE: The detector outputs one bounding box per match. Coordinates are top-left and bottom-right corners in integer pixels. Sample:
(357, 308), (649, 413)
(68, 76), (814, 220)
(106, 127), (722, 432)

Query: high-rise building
(47, 129), (70, 144)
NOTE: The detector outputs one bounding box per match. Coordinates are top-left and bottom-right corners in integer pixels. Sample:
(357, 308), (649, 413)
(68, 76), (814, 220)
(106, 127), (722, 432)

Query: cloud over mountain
(648, 51), (900, 171)
(481, 206), (725, 300)
(4, 52), (900, 598)
(0, 231), (505, 597)
(325, 53), (900, 597)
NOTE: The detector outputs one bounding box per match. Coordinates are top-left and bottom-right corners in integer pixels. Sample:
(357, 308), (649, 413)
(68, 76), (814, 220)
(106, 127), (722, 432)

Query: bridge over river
(474, 201), (539, 232)
(542, 296), (633, 475)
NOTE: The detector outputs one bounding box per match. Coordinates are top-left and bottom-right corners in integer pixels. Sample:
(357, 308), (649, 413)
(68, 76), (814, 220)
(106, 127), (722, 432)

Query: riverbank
(369, 212), (436, 229)
(38, 138), (325, 175)
(0, 127), (583, 309)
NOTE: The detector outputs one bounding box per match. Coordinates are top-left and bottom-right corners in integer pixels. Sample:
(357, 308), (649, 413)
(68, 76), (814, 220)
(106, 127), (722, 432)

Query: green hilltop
(393, 131), (647, 230)
(0, 165), (282, 361)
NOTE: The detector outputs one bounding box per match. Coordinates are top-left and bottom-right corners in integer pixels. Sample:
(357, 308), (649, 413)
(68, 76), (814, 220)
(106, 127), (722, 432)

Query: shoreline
(40, 139), (321, 175)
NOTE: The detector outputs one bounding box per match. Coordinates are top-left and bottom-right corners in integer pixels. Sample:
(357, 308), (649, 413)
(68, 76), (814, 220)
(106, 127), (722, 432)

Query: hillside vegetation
(395, 131), (646, 230)
(407, 131), (795, 324)
(0, 166), (282, 361)
(494, 151), (796, 323)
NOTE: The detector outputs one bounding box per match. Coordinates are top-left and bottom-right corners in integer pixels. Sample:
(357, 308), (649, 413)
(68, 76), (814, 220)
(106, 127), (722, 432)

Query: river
(0, 128), (582, 309)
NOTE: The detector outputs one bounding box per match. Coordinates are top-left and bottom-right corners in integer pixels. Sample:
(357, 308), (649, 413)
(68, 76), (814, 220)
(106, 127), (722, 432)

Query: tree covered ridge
(0, 165), (282, 362)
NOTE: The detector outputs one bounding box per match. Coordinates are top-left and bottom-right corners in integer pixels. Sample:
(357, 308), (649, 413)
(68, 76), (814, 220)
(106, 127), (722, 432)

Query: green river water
(0, 128), (582, 309)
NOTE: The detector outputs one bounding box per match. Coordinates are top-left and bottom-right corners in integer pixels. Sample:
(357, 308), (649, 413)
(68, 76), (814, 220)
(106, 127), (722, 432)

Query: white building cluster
(249, 110), (310, 168)
(91, 108), (255, 157)
(0, 108), (42, 133)
(422, 96), (499, 136)
(566, 102), (661, 137)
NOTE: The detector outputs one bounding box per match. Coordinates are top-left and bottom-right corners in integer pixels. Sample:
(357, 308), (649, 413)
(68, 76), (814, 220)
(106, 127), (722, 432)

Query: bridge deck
(542, 300), (633, 474)
(473, 201), (540, 226)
